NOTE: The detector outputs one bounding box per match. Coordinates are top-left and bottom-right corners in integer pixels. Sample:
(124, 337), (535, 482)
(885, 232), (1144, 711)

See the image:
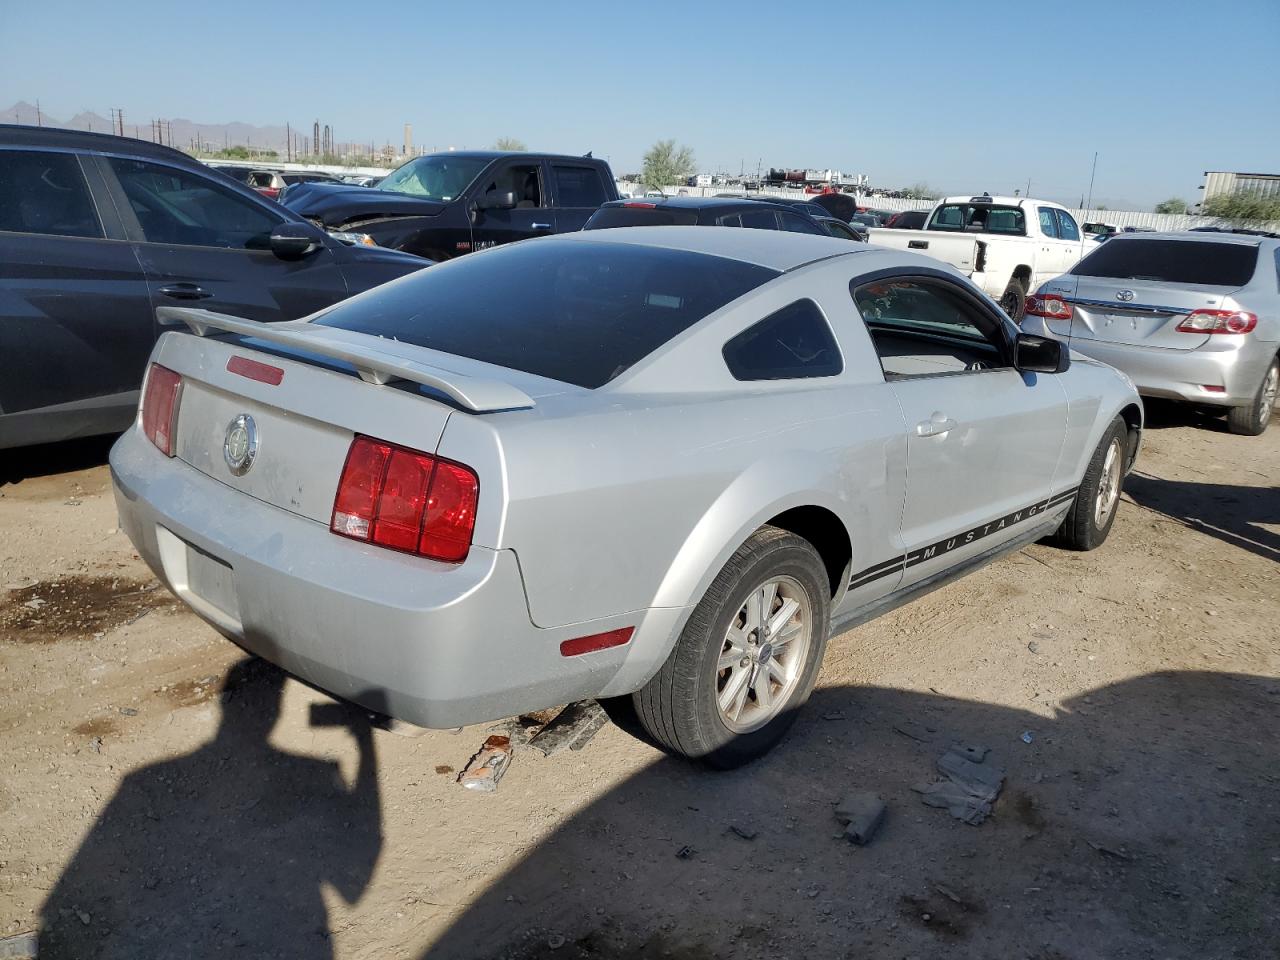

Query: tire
(1051, 417), (1127, 551)
(1226, 356), (1278, 437)
(633, 526), (831, 769)
(999, 279), (1027, 321)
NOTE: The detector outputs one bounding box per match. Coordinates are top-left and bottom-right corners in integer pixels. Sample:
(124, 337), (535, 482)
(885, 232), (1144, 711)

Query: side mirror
(269, 222), (323, 260)
(1014, 332), (1070, 374)
(475, 190), (518, 212)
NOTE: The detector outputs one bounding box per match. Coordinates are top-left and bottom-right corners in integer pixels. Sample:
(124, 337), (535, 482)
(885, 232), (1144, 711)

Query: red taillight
(331, 436), (479, 563)
(1025, 293), (1073, 321)
(140, 363), (182, 456)
(1176, 309), (1257, 335)
(256, 187), (280, 199)
(623, 201), (657, 208)
(560, 627), (634, 658)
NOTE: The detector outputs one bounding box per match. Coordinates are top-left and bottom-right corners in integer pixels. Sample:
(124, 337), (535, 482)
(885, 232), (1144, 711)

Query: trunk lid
(1066, 277), (1238, 350)
(153, 308), (542, 526)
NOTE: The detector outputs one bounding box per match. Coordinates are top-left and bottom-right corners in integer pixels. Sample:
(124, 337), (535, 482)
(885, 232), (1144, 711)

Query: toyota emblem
(1116, 289), (1135, 302)
(223, 414), (258, 476)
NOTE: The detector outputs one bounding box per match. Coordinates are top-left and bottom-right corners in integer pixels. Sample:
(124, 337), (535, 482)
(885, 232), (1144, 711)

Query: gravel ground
(1, 402), (1277, 959)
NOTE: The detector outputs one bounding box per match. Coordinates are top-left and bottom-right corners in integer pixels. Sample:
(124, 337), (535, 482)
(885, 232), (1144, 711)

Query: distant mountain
(0, 101), (295, 154)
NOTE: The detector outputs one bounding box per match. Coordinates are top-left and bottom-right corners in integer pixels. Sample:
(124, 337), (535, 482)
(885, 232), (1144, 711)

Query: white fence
(617, 182), (1279, 233)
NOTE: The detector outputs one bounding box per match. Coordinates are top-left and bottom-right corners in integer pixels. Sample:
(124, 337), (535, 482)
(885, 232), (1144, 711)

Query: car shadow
(0, 435), (117, 487)
(421, 671), (1280, 959)
(37, 658), (384, 960)
(1125, 471), (1280, 563)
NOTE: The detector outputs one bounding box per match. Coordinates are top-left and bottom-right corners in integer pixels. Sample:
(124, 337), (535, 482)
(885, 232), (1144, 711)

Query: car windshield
(1072, 239), (1259, 286)
(376, 156), (490, 201)
(929, 203), (1026, 236)
(313, 239), (779, 388)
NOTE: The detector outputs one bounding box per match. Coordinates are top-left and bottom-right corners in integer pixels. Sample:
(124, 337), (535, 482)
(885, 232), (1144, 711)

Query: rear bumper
(110, 427), (683, 727)
(1021, 319), (1272, 407)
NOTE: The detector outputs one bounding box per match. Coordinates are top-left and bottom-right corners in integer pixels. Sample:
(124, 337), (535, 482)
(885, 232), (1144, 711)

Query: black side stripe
(848, 486), (1080, 590)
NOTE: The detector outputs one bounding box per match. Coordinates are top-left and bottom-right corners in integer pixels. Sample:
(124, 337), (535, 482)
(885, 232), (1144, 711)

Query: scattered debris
(1020, 730), (1035, 744)
(951, 742), (989, 763)
(1027, 640), (1040, 654)
(728, 824), (758, 841)
(118, 706), (139, 717)
(913, 748), (1005, 825)
(0, 931), (38, 959)
(822, 710), (848, 721)
(547, 934), (566, 950)
(1088, 840), (1133, 861)
(893, 720), (931, 743)
(528, 700), (609, 756)
(457, 735), (512, 792)
(434, 765), (454, 775)
(675, 845), (695, 860)
(21, 598), (46, 611)
(935, 884), (964, 905)
(88, 737), (103, 754)
(834, 791), (887, 845)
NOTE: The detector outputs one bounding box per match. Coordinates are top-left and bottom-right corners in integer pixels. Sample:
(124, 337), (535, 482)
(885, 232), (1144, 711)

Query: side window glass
(723, 299), (843, 381)
(739, 208), (778, 230)
(1275, 248), (1280, 291)
(1055, 209), (1081, 241)
(483, 164), (544, 208)
(717, 213), (743, 227)
(0, 151), (103, 239)
(851, 278), (1008, 379)
(108, 158), (279, 249)
(1037, 207), (1059, 238)
(778, 212), (825, 235)
(552, 165), (607, 208)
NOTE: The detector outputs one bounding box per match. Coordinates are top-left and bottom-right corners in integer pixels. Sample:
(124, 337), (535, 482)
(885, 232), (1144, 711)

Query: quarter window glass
(1038, 208), (1059, 238)
(723, 299), (842, 381)
(1055, 209), (1081, 241)
(108, 158), (279, 249)
(552, 165), (608, 207)
(851, 278), (1007, 379)
(778, 212), (825, 235)
(717, 213), (743, 227)
(739, 208), (778, 230)
(0, 151), (103, 239)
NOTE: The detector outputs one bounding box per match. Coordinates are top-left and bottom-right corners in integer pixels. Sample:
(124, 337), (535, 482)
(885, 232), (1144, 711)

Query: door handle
(916, 414), (957, 438)
(907, 239), (929, 249)
(158, 283), (212, 301)
(531, 222), (552, 230)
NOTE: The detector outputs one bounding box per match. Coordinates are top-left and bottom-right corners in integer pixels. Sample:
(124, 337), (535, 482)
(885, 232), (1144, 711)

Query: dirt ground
(1, 403), (1277, 960)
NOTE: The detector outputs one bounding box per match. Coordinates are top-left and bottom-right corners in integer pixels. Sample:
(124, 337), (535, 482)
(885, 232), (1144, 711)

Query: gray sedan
(1024, 230), (1280, 435)
(110, 228), (1141, 767)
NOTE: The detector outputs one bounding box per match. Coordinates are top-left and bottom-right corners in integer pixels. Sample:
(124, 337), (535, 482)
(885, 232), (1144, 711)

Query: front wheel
(1226, 356), (1278, 436)
(632, 526), (831, 769)
(1051, 417), (1127, 551)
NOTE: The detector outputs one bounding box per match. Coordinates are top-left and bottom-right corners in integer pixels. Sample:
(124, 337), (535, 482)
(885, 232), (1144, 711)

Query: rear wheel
(1051, 417), (1127, 551)
(633, 526), (830, 769)
(999, 279), (1027, 321)
(1226, 356), (1278, 436)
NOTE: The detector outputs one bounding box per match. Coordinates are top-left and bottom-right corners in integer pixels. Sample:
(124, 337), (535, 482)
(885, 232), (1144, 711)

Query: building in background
(1199, 170), (1280, 208)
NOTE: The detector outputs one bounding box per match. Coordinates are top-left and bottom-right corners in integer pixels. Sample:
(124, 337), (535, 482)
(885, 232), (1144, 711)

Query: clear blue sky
(2, 0), (1277, 208)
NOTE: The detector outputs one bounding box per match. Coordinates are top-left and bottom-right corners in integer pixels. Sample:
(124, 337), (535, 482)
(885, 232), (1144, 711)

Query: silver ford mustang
(110, 227), (1142, 767)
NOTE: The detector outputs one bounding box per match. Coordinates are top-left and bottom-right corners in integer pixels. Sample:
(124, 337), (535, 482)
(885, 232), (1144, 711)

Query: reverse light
(141, 363), (182, 456)
(560, 627), (635, 657)
(1025, 293), (1073, 321)
(331, 436), (479, 562)
(1176, 309), (1257, 335)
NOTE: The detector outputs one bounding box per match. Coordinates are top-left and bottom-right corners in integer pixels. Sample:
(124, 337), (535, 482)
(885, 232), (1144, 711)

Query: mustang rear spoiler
(157, 306), (535, 413)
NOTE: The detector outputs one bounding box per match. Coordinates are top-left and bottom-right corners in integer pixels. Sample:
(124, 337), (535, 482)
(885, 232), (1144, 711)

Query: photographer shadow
(38, 658), (383, 960)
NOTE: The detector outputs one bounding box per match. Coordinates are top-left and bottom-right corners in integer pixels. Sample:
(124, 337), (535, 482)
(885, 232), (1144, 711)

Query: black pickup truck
(283, 151), (619, 261)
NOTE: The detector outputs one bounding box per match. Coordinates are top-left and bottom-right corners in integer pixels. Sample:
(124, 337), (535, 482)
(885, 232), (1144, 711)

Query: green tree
(1154, 198), (1188, 214)
(641, 139), (696, 190)
(1203, 189), (1280, 226)
(903, 182), (937, 201)
(493, 137), (527, 151)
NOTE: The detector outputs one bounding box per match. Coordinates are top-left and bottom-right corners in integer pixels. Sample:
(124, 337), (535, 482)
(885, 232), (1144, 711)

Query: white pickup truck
(868, 195), (1089, 318)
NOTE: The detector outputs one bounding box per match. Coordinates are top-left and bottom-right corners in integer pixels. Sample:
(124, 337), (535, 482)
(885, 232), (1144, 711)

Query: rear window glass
(585, 206), (699, 228)
(1072, 239), (1259, 287)
(929, 203), (1026, 236)
(314, 239), (778, 388)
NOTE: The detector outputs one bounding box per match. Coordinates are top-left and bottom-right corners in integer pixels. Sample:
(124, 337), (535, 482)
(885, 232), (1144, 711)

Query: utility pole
(286, 123), (292, 162)
(1084, 151), (1099, 213)
(35, 100), (42, 126)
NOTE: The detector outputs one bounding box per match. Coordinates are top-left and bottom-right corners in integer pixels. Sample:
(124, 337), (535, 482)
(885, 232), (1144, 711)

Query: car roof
(604, 196), (782, 210)
(559, 225), (869, 271)
(939, 194), (1065, 209)
(418, 149), (600, 163)
(0, 124), (203, 168)
(1106, 230), (1268, 247)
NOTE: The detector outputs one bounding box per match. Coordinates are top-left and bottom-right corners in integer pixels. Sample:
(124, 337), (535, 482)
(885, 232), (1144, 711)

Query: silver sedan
(110, 228), (1141, 766)
(1024, 229), (1280, 435)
